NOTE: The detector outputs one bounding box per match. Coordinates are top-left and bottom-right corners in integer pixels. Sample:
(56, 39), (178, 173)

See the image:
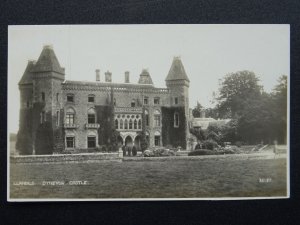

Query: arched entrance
(134, 135), (141, 151)
(125, 136), (133, 147)
(117, 136), (123, 147)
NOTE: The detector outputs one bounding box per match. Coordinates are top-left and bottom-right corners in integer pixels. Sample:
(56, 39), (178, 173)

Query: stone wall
(10, 152), (121, 164)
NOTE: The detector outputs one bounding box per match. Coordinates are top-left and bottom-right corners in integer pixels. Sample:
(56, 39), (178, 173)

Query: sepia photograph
(7, 24), (289, 201)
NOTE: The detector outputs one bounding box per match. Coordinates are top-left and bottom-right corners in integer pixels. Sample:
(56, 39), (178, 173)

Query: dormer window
(88, 94), (95, 103)
(67, 94), (74, 103)
(131, 99), (136, 107)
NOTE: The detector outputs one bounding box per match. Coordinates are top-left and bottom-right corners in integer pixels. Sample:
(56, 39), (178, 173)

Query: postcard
(7, 24), (289, 201)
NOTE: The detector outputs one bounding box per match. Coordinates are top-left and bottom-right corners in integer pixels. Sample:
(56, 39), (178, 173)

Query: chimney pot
(125, 71), (130, 83)
(105, 71), (112, 82)
(96, 69), (100, 82)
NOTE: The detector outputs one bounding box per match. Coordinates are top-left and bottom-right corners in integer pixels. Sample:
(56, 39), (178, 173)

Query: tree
(192, 101), (203, 118)
(217, 70), (262, 118)
(271, 75), (288, 143)
(189, 127), (206, 142)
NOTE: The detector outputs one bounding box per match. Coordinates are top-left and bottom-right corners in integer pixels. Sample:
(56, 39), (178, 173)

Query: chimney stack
(125, 71), (130, 83)
(96, 69), (100, 82)
(105, 71), (112, 82)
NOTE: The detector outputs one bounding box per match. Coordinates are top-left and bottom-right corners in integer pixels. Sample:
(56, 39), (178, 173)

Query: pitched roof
(138, 69), (154, 85)
(165, 57), (190, 82)
(18, 60), (36, 85)
(31, 45), (65, 74)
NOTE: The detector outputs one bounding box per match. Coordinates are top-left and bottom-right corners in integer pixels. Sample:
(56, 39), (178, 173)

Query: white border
(7, 24), (290, 202)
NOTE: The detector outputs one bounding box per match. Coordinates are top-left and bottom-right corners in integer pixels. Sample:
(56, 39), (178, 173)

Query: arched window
(154, 109), (161, 127)
(154, 131), (161, 146)
(115, 119), (119, 129)
(174, 112), (179, 127)
(66, 107), (75, 125)
(120, 119), (124, 129)
(88, 108), (96, 124)
(145, 110), (149, 126)
(129, 119), (133, 129)
(134, 120), (137, 129)
(124, 119), (128, 129)
(138, 119), (142, 129)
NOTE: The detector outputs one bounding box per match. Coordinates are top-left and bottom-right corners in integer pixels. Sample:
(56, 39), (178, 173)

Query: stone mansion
(18, 45), (191, 154)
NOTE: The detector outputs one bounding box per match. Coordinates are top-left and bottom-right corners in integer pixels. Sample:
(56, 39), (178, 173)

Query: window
(56, 93), (59, 102)
(154, 97), (160, 105)
(174, 97), (178, 105)
(115, 119), (119, 129)
(88, 95), (95, 103)
(154, 115), (160, 126)
(88, 108), (96, 124)
(26, 101), (30, 108)
(155, 136), (161, 146)
(87, 136), (96, 148)
(40, 111), (46, 123)
(154, 110), (161, 127)
(41, 92), (45, 102)
(131, 99), (136, 107)
(174, 112), (179, 127)
(56, 111), (60, 126)
(134, 120), (137, 129)
(145, 131), (150, 144)
(66, 108), (75, 125)
(129, 119), (133, 129)
(143, 97), (149, 105)
(124, 119), (128, 129)
(120, 119), (124, 129)
(138, 120), (142, 129)
(67, 94), (74, 102)
(145, 110), (149, 126)
(114, 98), (116, 106)
(66, 137), (75, 148)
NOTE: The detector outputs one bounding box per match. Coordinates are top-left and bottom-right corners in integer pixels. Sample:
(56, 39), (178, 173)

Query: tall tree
(271, 75), (288, 143)
(217, 70), (262, 118)
(192, 101), (203, 118)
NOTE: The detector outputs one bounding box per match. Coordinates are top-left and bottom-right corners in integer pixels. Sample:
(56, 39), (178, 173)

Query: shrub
(202, 140), (218, 150)
(188, 150), (220, 156)
(235, 141), (243, 147)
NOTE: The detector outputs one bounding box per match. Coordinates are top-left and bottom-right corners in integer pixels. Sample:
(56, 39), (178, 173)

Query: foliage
(35, 121), (54, 155)
(202, 140), (218, 150)
(16, 131), (33, 155)
(189, 127), (206, 142)
(217, 70), (262, 118)
(188, 149), (220, 156)
(213, 71), (287, 144)
(161, 107), (187, 148)
(192, 101), (203, 118)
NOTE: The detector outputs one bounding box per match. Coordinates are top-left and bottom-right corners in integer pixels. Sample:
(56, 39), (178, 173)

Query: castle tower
(165, 56), (190, 115)
(165, 56), (190, 149)
(18, 45), (65, 154)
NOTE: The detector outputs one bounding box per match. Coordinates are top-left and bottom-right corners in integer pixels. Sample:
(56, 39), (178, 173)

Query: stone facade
(18, 45), (191, 154)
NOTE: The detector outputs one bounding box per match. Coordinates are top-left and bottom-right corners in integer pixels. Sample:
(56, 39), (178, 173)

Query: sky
(8, 25), (290, 133)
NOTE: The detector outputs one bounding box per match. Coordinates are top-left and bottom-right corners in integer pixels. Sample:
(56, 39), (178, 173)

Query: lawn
(9, 157), (287, 199)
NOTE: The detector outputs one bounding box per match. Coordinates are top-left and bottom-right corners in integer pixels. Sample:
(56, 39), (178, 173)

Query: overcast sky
(8, 25), (289, 133)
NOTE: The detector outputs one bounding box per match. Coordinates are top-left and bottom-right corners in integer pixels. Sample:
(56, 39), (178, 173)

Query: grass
(9, 157), (287, 199)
